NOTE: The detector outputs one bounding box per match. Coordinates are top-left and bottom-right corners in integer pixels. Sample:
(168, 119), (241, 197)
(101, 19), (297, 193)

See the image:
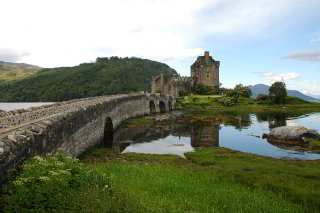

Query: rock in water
(264, 126), (320, 143)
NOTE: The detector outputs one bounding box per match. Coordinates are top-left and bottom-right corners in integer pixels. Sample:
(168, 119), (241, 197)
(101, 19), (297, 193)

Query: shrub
(256, 94), (269, 101)
(179, 90), (190, 97)
(2, 153), (114, 212)
(226, 90), (239, 102)
(192, 97), (200, 102)
(217, 96), (235, 106)
(192, 84), (214, 95)
(234, 84), (252, 98)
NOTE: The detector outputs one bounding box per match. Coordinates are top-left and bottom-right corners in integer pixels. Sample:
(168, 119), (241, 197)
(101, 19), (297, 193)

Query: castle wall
(191, 51), (220, 87)
(151, 75), (193, 97)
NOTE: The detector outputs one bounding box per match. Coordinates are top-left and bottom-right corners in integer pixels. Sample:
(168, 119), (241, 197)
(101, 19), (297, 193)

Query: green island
(1, 95), (320, 213)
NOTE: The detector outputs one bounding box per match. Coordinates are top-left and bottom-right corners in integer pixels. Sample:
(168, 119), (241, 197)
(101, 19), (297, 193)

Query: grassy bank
(177, 95), (320, 113)
(2, 148), (320, 212)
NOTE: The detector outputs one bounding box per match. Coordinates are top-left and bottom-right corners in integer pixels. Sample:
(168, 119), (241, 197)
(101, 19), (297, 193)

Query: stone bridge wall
(0, 93), (174, 184)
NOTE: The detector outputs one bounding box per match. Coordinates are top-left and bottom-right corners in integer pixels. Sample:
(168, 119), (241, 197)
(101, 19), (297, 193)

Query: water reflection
(122, 136), (194, 158)
(112, 123), (220, 157)
(111, 112), (320, 160)
(191, 125), (219, 147)
(255, 111), (314, 129)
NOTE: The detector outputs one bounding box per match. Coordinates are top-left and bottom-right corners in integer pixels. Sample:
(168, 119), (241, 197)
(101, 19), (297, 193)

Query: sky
(1, 0), (320, 97)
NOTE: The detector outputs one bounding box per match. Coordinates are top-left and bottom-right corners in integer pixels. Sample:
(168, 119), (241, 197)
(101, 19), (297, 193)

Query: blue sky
(1, 0), (320, 97)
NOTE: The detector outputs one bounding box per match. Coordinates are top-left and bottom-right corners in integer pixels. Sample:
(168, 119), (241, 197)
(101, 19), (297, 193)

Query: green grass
(177, 95), (320, 113)
(117, 117), (154, 128)
(186, 148), (320, 210)
(103, 162), (303, 213)
(85, 148), (320, 212)
(309, 139), (320, 152)
(2, 148), (320, 212)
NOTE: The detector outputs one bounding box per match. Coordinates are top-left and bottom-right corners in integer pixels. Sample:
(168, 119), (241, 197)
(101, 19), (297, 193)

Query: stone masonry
(151, 75), (193, 97)
(0, 93), (174, 184)
(191, 51), (220, 87)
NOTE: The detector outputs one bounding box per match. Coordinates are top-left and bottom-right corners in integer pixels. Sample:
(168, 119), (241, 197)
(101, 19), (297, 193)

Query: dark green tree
(269, 81), (287, 104)
(234, 84), (252, 98)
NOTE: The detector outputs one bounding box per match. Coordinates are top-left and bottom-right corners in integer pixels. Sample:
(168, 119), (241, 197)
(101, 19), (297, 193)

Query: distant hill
(0, 61), (42, 82)
(0, 57), (178, 102)
(248, 84), (319, 101)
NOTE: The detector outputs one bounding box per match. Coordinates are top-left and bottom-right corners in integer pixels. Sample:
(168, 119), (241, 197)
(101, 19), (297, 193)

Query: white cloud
(0, 0), (319, 75)
(0, 48), (30, 62)
(285, 50), (320, 62)
(255, 72), (300, 82)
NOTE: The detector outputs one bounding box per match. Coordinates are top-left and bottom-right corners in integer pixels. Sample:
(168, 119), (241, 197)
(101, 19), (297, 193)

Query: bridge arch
(103, 117), (114, 147)
(159, 101), (166, 113)
(149, 100), (156, 114)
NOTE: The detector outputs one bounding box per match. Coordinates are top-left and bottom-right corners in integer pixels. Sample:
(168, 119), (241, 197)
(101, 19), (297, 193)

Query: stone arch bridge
(0, 93), (175, 183)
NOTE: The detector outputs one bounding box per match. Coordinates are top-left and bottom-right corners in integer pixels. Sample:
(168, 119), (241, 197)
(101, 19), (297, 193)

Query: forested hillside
(0, 57), (177, 102)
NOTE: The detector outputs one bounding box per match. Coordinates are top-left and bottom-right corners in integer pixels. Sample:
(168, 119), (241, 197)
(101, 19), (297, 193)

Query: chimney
(204, 51), (209, 63)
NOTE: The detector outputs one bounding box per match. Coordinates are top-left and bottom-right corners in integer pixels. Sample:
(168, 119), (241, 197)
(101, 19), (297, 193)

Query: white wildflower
(48, 171), (60, 176)
(55, 161), (65, 167)
(38, 160), (48, 166)
(58, 170), (71, 175)
(102, 185), (109, 191)
(33, 156), (44, 161)
(19, 177), (32, 183)
(39, 176), (50, 181)
(13, 180), (23, 186)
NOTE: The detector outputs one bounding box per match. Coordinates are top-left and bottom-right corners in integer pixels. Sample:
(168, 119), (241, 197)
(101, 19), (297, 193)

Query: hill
(248, 84), (319, 101)
(0, 61), (42, 82)
(0, 57), (178, 102)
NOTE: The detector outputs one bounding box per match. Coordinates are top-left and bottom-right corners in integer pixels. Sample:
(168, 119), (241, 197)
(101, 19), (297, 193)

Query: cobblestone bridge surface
(0, 93), (174, 183)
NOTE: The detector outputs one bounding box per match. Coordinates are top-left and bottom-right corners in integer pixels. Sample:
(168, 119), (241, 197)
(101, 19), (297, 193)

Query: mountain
(0, 57), (178, 102)
(248, 84), (319, 101)
(0, 61), (42, 82)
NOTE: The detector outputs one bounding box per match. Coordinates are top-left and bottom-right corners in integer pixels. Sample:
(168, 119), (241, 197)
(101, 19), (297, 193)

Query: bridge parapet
(0, 94), (135, 129)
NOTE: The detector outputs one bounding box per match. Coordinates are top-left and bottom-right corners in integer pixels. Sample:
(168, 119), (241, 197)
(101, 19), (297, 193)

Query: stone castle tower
(191, 51), (220, 87)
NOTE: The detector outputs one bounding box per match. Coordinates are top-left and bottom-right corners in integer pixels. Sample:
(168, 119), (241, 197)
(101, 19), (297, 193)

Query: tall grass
(1, 153), (135, 213)
(2, 148), (320, 212)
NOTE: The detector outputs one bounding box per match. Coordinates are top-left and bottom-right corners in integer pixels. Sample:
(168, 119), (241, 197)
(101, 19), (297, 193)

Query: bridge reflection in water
(108, 121), (220, 157)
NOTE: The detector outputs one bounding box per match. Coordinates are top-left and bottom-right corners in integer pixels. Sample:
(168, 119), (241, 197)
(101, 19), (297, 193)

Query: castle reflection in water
(109, 122), (220, 152)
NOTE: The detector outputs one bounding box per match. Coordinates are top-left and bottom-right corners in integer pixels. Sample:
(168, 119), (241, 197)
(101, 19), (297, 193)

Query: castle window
(207, 74), (209, 78)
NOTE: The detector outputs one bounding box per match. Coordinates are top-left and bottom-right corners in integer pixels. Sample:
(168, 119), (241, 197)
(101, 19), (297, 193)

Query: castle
(152, 51), (220, 96)
(191, 51), (220, 87)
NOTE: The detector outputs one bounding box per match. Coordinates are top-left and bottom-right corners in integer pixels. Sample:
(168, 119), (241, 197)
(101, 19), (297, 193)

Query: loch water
(0, 102), (53, 111)
(110, 111), (320, 160)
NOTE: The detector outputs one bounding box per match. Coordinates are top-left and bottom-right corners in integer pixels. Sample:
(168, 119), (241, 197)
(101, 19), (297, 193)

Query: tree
(191, 84), (213, 95)
(234, 84), (252, 98)
(269, 81), (287, 104)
